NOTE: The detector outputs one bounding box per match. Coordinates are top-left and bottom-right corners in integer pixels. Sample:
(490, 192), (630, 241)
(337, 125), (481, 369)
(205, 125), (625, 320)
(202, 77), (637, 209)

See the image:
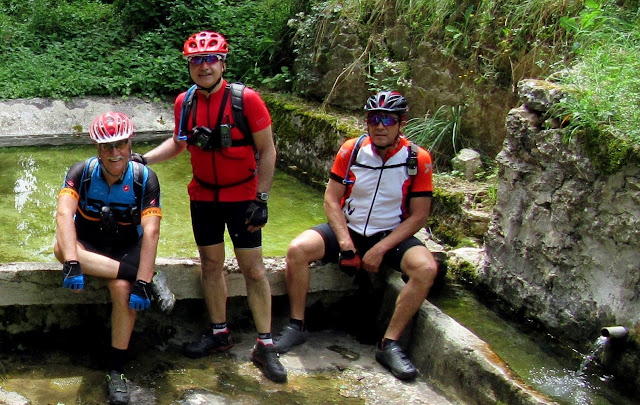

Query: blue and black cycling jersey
(60, 157), (161, 249)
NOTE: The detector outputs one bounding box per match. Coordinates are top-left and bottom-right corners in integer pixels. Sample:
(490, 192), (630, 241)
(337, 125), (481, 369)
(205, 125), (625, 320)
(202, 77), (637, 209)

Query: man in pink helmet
(275, 91), (440, 381)
(139, 31), (285, 383)
(54, 111), (172, 405)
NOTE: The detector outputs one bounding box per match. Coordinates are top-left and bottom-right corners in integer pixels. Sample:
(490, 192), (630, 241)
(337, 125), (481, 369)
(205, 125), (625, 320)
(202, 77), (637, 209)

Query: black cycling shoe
(251, 341), (287, 383)
(106, 370), (129, 405)
(274, 323), (308, 353)
(375, 340), (418, 381)
(152, 270), (176, 314)
(183, 330), (233, 359)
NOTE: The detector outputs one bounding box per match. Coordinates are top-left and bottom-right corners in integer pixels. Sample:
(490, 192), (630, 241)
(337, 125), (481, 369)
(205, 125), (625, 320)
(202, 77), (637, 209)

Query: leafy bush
(0, 0), (302, 100)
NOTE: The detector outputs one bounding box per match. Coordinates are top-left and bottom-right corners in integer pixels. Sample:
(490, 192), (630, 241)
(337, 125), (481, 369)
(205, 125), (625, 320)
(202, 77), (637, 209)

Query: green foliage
(0, 0), (303, 100)
(552, 1), (640, 152)
(404, 105), (465, 170)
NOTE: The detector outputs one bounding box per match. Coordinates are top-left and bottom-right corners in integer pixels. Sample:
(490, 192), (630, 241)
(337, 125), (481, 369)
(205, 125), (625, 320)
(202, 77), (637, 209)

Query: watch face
(257, 193), (269, 201)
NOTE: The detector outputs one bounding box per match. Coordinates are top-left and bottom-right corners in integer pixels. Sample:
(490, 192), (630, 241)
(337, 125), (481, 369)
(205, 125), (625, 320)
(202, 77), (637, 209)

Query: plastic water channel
(0, 143), (637, 404)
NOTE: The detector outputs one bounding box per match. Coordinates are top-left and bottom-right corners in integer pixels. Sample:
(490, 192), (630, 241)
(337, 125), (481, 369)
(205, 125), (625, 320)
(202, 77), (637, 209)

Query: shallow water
(0, 143), (325, 261)
(430, 281), (639, 405)
(0, 302), (454, 405)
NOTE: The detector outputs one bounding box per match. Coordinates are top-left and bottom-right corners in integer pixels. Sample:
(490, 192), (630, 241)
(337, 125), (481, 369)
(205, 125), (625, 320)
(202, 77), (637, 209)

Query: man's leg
(285, 229), (326, 322)
(274, 229), (326, 353)
(235, 248), (271, 333)
(106, 279), (136, 405)
(183, 243), (233, 358)
(235, 247), (287, 383)
(54, 240), (120, 279)
(108, 279), (137, 351)
(384, 245), (437, 340)
(376, 245), (438, 381)
(199, 244), (228, 324)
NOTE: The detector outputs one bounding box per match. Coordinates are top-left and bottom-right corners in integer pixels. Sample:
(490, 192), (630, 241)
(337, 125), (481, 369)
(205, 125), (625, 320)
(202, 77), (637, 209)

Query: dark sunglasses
(367, 114), (400, 126)
(98, 140), (129, 152)
(188, 54), (224, 66)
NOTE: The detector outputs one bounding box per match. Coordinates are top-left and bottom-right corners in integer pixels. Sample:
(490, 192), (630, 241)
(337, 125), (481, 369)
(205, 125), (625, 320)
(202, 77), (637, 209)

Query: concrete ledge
(0, 257), (357, 306)
(384, 274), (554, 405)
(0, 97), (174, 147)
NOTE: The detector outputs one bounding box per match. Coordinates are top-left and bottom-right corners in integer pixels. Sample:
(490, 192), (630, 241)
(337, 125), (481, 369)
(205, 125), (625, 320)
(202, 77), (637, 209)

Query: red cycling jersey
(173, 79), (272, 202)
(329, 135), (433, 237)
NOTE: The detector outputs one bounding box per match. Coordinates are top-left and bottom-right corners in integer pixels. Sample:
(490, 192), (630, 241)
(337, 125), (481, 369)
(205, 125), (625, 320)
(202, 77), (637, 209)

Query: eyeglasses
(98, 140), (129, 152)
(188, 54), (225, 66)
(366, 114), (400, 126)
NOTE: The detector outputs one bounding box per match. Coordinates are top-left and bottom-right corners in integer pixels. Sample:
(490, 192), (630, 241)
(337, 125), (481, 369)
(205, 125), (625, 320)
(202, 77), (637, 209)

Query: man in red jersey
(140, 31), (285, 383)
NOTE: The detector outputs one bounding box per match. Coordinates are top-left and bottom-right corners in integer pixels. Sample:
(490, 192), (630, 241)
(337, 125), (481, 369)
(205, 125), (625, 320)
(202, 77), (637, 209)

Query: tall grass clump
(404, 105), (465, 170)
(553, 1), (640, 145)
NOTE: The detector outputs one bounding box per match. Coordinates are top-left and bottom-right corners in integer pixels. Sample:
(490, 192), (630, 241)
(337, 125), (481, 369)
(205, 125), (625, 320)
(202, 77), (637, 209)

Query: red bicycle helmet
(183, 31), (229, 57)
(364, 91), (409, 113)
(89, 112), (134, 144)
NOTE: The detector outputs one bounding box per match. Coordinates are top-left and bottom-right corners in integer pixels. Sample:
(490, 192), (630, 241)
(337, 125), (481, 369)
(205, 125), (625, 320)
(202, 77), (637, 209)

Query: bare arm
(252, 124), (276, 194)
(324, 179), (355, 252)
(362, 196), (432, 272)
(143, 136), (187, 165)
(136, 214), (161, 283)
(54, 194), (80, 263)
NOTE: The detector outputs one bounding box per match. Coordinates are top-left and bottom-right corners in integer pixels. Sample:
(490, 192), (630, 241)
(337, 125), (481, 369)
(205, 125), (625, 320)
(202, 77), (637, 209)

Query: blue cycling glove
(129, 280), (152, 310)
(62, 260), (84, 290)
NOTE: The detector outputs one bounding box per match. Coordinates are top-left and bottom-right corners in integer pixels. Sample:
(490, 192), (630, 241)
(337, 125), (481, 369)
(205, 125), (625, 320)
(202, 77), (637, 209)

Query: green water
(0, 143), (325, 262)
(430, 281), (638, 405)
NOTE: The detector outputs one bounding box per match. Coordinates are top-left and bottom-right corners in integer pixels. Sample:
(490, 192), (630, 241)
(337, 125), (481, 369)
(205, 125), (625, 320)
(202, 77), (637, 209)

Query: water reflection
(14, 156), (37, 213)
(0, 144), (325, 261)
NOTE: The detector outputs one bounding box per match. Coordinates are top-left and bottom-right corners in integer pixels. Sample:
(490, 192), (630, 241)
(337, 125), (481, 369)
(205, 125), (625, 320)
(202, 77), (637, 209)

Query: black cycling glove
(130, 152), (148, 165)
(245, 201), (268, 227)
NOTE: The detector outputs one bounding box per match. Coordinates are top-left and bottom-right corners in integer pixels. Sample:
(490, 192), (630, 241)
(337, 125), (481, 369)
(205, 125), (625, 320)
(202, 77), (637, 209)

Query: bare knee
(401, 249), (438, 289)
(108, 279), (133, 308)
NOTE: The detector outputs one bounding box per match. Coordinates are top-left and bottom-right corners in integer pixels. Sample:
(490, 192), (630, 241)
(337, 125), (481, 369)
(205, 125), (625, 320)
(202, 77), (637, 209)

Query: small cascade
(529, 335), (619, 404)
(578, 335), (608, 376)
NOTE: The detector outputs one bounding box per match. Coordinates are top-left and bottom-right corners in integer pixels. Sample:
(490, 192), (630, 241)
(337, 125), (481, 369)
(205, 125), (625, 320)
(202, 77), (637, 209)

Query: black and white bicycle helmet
(364, 91), (408, 113)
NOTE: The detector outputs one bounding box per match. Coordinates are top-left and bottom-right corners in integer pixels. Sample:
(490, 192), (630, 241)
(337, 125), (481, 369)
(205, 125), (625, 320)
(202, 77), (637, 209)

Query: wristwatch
(256, 192), (269, 202)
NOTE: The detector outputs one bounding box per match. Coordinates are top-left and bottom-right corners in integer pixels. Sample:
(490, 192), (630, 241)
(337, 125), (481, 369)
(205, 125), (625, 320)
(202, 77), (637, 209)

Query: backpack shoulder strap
(229, 82), (253, 145)
(342, 134), (368, 185)
(407, 141), (418, 176)
(178, 84), (198, 141)
(79, 157), (99, 205)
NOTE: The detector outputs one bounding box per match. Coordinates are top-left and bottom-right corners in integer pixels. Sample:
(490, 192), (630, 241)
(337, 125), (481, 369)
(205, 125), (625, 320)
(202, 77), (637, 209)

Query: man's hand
(129, 280), (152, 310)
(62, 260), (84, 290)
(339, 250), (362, 276)
(130, 152), (148, 165)
(245, 201), (268, 231)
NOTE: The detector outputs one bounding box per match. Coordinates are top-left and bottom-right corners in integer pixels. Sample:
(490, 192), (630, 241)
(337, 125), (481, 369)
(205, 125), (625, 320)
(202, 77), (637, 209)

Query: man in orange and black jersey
(276, 91), (440, 382)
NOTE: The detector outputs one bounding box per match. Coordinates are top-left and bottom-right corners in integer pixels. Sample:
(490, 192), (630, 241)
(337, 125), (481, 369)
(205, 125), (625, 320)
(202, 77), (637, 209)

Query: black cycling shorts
(79, 237), (142, 270)
(190, 200), (261, 249)
(311, 223), (424, 271)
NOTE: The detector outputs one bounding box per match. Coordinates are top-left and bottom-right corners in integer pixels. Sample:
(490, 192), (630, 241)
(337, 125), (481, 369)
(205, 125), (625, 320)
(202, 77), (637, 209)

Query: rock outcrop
(480, 78), (640, 389)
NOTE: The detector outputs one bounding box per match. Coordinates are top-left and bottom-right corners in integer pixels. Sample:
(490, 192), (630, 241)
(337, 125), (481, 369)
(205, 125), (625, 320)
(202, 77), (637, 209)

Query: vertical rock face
(480, 79), (640, 344)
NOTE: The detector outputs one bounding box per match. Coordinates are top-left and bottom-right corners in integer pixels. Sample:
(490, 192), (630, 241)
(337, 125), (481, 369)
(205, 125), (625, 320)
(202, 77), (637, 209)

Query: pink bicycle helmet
(89, 112), (134, 143)
(183, 31), (229, 57)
